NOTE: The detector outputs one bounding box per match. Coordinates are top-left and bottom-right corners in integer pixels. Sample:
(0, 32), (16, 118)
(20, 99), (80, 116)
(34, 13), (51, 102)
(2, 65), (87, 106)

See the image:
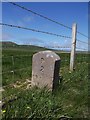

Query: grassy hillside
(1, 41), (48, 53)
(1, 41), (18, 47)
(1, 46), (89, 119)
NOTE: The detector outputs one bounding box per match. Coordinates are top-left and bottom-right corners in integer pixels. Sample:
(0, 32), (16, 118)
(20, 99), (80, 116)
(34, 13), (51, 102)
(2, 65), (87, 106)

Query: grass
(1, 47), (89, 119)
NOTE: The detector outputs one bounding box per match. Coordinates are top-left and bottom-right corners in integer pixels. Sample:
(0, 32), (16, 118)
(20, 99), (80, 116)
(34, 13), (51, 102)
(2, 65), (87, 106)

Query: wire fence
(1, 22), (88, 51)
(7, 1), (89, 39)
(1, 52), (88, 86)
(0, 23), (72, 39)
(2, 55), (32, 86)
(1, 1), (89, 51)
(1, 1), (89, 86)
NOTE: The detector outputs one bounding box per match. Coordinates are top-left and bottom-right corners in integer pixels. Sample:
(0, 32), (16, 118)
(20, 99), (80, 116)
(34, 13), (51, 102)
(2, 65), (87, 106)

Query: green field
(1, 46), (89, 119)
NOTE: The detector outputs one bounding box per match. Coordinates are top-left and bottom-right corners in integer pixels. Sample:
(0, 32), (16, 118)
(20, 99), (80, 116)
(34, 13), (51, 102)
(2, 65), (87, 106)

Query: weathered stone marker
(31, 50), (60, 91)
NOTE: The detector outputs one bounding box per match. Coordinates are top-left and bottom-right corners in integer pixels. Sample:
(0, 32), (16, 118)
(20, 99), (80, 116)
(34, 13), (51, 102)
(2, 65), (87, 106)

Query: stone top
(33, 50), (60, 61)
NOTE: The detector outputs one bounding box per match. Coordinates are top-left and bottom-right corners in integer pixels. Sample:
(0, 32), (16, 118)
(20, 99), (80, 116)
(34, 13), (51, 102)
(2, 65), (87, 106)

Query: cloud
(76, 40), (88, 50)
(23, 16), (34, 22)
(20, 37), (45, 45)
(9, 20), (25, 27)
(2, 32), (13, 41)
(8, 15), (34, 27)
(2, 32), (21, 44)
(48, 38), (71, 48)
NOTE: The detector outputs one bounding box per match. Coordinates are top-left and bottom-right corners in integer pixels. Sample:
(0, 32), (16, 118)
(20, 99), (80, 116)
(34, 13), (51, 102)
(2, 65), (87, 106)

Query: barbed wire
(76, 47), (88, 51)
(2, 55), (32, 58)
(7, 1), (88, 39)
(47, 46), (71, 49)
(77, 31), (88, 38)
(1, 1), (89, 49)
(77, 39), (89, 45)
(9, 2), (72, 30)
(0, 23), (72, 39)
(1, 53), (88, 75)
(1, 57), (70, 74)
(1, 66), (31, 75)
(76, 57), (88, 60)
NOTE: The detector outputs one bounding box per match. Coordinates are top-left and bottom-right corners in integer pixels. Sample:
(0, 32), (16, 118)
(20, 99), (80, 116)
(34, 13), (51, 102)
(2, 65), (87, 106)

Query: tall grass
(2, 48), (89, 119)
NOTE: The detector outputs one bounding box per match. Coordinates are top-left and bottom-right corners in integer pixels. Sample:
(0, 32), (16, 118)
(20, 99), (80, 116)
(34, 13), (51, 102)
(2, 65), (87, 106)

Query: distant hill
(1, 41), (48, 52)
(1, 41), (18, 47)
(1, 41), (60, 51)
(17, 45), (47, 51)
(1, 41), (88, 53)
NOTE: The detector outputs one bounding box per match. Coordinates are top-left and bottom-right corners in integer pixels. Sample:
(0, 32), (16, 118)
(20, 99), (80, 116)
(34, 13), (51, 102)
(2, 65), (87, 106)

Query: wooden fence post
(70, 23), (77, 71)
(12, 56), (14, 80)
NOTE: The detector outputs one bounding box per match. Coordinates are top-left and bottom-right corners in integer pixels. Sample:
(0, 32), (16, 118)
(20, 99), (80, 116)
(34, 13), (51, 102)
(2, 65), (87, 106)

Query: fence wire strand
(1, 66), (31, 75)
(1, 22), (88, 51)
(77, 39), (89, 45)
(49, 45), (70, 49)
(0, 23), (72, 39)
(7, 1), (89, 39)
(9, 2), (72, 30)
(76, 47), (88, 51)
(1, 1), (89, 51)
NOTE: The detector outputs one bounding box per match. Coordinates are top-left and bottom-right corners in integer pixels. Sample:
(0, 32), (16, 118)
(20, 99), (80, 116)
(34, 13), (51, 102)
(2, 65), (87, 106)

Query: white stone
(31, 50), (61, 91)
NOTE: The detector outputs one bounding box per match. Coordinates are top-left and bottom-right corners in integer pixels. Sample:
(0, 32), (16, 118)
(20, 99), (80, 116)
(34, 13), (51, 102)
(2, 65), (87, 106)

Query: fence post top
(72, 23), (77, 26)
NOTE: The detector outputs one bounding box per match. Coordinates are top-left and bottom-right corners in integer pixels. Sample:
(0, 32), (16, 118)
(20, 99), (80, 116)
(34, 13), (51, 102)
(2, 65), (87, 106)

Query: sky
(2, 2), (88, 51)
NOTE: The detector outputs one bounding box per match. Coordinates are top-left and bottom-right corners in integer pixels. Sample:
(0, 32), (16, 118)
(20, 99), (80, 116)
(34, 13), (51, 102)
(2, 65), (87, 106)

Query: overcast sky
(2, 2), (88, 51)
